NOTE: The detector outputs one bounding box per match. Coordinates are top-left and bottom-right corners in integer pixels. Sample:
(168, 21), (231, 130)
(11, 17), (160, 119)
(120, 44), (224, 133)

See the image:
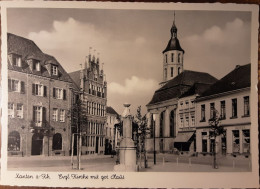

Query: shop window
(8, 131), (20, 151)
(242, 130), (250, 153)
(232, 130), (240, 153)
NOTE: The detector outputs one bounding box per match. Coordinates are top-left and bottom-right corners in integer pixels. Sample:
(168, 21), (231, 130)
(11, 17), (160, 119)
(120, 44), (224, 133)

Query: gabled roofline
(195, 87), (250, 102)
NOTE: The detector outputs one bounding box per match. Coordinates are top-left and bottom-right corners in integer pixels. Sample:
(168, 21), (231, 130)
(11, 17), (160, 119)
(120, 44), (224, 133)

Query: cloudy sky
(7, 8), (251, 115)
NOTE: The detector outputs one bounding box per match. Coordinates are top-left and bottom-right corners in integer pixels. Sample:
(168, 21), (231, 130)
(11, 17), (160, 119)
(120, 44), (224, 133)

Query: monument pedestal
(114, 104), (137, 172)
(114, 138), (137, 171)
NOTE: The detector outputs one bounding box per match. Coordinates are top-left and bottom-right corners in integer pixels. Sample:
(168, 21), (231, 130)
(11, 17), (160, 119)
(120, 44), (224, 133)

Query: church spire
(171, 11), (177, 38)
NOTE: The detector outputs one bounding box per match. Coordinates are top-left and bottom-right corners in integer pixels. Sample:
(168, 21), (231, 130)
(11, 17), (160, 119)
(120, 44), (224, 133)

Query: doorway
(31, 133), (43, 155)
(95, 137), (99, 153)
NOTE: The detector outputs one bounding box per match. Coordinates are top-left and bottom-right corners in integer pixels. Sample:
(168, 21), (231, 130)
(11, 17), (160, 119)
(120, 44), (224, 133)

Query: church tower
(161, 12), (185, 86)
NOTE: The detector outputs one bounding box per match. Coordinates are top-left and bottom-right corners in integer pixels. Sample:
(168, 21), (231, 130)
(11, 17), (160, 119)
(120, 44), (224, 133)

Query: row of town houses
(7, 15), (251, 157)
(7, 33), (119, 157)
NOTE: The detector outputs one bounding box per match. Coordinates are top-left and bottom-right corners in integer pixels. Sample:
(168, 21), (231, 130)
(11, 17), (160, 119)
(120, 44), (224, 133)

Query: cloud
(108, 76), (158, 96)
(182, 18), (250, 79)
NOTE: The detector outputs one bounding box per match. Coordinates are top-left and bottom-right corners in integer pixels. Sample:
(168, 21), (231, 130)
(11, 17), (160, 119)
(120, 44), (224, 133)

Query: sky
(7, 8), (251, 115)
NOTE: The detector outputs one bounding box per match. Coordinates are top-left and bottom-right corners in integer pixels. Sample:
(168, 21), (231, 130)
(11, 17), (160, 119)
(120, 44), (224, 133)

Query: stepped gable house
(69, 51), (107, 155)
(7, 33), (74, 156)
(146, 15), (217, 153)
(195, 64), (251, 156)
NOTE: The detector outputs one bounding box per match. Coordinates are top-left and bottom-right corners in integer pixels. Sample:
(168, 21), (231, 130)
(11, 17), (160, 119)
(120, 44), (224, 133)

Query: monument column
(114, 104), (137, 172)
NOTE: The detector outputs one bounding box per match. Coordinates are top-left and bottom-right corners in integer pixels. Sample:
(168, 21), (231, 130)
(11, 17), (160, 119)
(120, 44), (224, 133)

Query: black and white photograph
(0, 1), (259, 188)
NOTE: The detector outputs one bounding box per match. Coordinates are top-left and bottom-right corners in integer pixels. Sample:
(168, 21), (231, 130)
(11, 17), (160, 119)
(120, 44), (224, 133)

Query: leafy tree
(134, 106), (150, 168)
(68, 94), (88, 170)
(208, 108), (225, 169)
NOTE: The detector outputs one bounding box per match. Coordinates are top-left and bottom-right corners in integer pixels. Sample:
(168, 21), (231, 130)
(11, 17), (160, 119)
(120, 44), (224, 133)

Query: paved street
(8, 153), (251, 172)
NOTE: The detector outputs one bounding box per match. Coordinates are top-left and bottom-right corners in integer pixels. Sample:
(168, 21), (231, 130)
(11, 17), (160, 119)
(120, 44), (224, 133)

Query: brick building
(7, 33), (74, 156)
(69, 52), (107, 155)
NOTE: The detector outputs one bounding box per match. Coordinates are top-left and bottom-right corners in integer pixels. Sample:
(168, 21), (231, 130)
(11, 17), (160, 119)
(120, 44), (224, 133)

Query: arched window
(8, 131), (20, 151)
(171, 53), (174, 62)
(160, 111), (165, 137)
(164, 68), (167, 80)
(171, 67), (174, 77)
(53, 133), (62, 150)
(165, 54), (168, 63)
(178, 67), (181, 74)
(178, 53), (181, 63)
(170, 110), (175, 137)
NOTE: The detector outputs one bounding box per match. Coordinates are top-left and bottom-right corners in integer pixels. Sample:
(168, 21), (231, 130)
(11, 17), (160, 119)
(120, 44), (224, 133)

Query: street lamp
(153, 114), (157, 165)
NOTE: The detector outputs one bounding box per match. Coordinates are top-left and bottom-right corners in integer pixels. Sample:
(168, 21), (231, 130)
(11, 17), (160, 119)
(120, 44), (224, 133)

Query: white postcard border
(0, 1), (259, 188)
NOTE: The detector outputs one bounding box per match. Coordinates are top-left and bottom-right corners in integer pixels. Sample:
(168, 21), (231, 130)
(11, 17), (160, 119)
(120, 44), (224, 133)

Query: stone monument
(114, 103), (137, 172)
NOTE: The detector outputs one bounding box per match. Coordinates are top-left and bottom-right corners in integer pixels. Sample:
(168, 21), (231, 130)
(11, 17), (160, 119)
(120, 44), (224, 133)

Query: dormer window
(33, 61), (41, 71)
(51, 65), (58, 76)
(14, 56), (22, 67)
(10, 54), (22, 67)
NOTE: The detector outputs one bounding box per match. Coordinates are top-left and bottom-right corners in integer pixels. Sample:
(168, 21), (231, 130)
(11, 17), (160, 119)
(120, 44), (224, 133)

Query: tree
(208, 108), (225, 169)
(134, 106), (150, 168)
(68, 93), (88, 170)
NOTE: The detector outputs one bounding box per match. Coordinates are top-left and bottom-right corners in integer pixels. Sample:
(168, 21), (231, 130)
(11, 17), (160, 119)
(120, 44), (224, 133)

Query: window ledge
(230, 116), (238, 119)
(242, 115), (250, 118)
(200, 119), (206, 122)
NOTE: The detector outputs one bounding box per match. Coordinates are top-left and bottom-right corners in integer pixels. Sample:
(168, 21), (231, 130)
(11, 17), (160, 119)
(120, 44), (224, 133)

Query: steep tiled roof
(147, 70), (217, 105)
(106, 106), (119, 116)
(179, 83), (213, 98)
(69, 70), (81, 90)
(7, 33), (73, 83)
(198, 64), (250, 98)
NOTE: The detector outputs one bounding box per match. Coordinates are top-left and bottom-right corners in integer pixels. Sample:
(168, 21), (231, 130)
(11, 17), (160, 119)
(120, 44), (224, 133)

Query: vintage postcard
(0, 1), (259, 188)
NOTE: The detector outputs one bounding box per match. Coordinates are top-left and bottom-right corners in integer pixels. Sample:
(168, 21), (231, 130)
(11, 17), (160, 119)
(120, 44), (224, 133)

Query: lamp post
(153, 114), (156, 165)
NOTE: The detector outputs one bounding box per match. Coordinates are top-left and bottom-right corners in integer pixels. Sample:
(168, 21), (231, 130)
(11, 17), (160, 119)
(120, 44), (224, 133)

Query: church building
(146, 14), (217, 153)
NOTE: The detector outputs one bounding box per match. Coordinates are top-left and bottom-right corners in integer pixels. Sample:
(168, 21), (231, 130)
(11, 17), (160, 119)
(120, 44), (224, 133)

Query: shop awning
(174, 132), (195, 143)
(174, 132), (195, 151)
